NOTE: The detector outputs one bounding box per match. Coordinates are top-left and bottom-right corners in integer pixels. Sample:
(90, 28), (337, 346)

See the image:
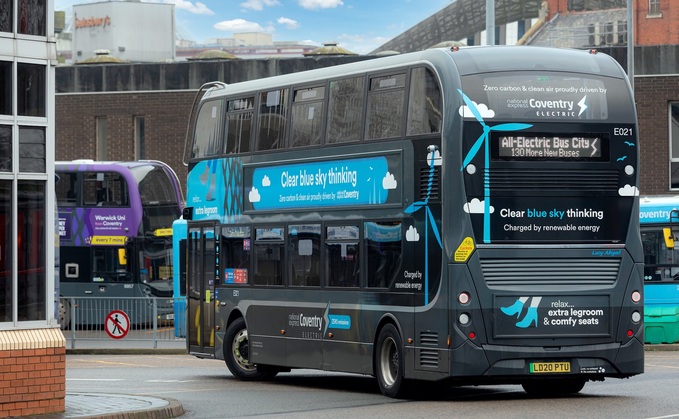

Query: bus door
(187, 223), (217, 356)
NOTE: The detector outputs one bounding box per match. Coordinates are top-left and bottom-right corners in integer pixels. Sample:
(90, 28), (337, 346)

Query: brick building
(55, 0), (679, 196)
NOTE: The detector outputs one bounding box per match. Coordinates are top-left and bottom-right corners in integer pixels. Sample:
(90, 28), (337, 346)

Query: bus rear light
(631, 291), (641, 303)
(469, 332), (476, 340)
(458, 292), (470, 305)
(627, 329), (634, 337)
(631, 311), (641, 323)
(459, 313), (470, 325)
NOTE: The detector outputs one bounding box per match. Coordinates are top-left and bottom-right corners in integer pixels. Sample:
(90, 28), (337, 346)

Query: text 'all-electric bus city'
(56, 160), (183, 326)
(180, 46), (644, 398)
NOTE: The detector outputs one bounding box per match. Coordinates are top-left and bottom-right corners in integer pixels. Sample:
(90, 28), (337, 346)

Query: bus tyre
(375, 324), (409, 398)
(521, 378), (586, 396)
(224, 317), (277, 381)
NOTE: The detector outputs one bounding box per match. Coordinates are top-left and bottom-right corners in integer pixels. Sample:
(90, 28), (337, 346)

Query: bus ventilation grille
(480, 258), (620, 288)
(420, 331), (438, 346)
(488, 169), (619, 191)
(419, 349), (439, 368)
(419, 166), (440, 200)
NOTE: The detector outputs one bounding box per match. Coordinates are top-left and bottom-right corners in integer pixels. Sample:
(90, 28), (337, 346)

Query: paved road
(65, 351), (679, 418)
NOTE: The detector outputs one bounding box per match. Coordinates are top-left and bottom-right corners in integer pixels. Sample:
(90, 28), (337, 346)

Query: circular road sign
(105, 309), (130, 339)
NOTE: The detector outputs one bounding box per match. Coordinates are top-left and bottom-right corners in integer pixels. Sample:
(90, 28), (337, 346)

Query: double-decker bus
(56, 160), (184, 325)
(181, 46), (644, 397)
(639, 196), (679, 310)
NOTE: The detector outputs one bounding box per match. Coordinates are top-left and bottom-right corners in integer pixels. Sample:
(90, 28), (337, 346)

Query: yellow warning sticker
(454, 237), (475, 262)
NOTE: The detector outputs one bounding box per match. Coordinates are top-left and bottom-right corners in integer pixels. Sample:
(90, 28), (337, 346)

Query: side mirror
(118, 248), (128, 265)
(663, 227), (675, 249)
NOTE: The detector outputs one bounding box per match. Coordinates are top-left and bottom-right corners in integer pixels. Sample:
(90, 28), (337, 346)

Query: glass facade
(0, 0), (55, 328)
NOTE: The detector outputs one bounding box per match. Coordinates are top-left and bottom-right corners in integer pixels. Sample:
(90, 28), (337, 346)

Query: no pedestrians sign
(105, 310), (130, 339)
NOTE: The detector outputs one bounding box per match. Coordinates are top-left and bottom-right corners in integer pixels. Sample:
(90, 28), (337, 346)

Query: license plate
(530, 362), (571, 374)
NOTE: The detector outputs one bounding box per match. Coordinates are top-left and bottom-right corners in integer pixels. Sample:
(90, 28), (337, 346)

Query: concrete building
(55, 0), (679, 197)
(0, 0), (65, 417)
(72, 0), (175, 63)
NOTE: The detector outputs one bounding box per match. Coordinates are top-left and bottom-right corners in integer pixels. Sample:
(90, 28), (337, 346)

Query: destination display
(492, 134), (608, 161)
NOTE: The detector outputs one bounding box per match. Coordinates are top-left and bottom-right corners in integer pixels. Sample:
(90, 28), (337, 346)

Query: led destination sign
(492, 134), (608, 161)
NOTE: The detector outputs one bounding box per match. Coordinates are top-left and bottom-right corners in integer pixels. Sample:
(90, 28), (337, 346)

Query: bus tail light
(458, 292), (470, 305)
(458, 313), (470, 325)
(631, 311), (641, 323)
(627, 329), (634, 337)
(469, 332), (476, 340)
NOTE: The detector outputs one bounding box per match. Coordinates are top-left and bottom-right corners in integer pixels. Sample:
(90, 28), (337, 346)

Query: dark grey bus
(181, 46), (644, 398)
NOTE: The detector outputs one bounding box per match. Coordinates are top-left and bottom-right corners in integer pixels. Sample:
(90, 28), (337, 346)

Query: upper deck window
(291, 86), (325, 148)
(192, 99), (224, 159)
(366, 73), (406, 140)
(256, 89), (288, 151)
(225, 97), (254, 154)
(327, 76), (365, 144)
(83, 172), (128, 207)
(407, 67), (442, 135)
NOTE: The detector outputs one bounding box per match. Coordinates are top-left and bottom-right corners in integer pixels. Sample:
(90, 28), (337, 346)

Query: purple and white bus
(56, 160), (183, 325)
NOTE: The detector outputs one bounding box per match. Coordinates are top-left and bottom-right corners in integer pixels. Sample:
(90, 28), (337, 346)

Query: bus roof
(201, 46), (626, 101)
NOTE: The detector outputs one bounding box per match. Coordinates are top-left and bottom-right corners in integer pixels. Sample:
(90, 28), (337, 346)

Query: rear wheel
(375, 324), (409, 398)
(522, 378), (586, 396)
(224, 317), (277, 381)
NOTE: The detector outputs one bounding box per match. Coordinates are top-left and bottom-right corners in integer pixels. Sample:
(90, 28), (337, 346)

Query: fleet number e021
(614, 127), (633, 136)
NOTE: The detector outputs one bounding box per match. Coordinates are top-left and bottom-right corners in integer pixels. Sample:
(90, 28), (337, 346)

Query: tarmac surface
(37, 339), (679, 419)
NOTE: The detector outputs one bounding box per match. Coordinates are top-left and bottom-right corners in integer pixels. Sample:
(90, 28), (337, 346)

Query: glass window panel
(366, 74), (406, 140)
(288, 224), (321, 287)
(291, 87), (324, 148)
(0, 125), (11, 172)
(0, 61), (11, 115)
(192, 100), (223, 159)
(364, 221), (402, 288)
(225, 98), (254, 154)
(221, 226), (251, 284)
(82, 172), (128, 207)
(19, 126), (45, 173)
(17, 63), (46, 117)
(0, 0), (12, 33)
(0, 180), (12, 321)
(19, 0), (46, 36)
(256, 90), (288, 151)
(326, 226), (360, 288)
(96, 116), (107, 161)
(327, 76), (365, 144)
(93, 247), (131, 283)
(56, 171), (78, 207)
(671, 103), (679, 189)
(18, 180), (46, 321)
(253, 227), (284, 286)
(407, 67), (442, 136)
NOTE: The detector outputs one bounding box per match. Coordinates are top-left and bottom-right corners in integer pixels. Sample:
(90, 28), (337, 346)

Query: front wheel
(521, 378), (586, 396)
(375, 323), (409, 398)
(224, 317), (277, 381)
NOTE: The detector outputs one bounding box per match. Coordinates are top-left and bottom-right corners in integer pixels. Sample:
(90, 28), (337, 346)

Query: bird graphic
(458, 89), (532, 243)
(624, 141), (635, 147)
(617, 156), (628, 162)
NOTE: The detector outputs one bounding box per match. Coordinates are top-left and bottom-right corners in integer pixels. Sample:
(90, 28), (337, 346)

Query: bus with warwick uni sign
(56, 160), (184, 326)
(180, 46), (643, 398)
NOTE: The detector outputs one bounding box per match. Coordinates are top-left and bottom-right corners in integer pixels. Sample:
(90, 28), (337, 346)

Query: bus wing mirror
(118, 248), (128, 265)
(663, 228), (675, 249)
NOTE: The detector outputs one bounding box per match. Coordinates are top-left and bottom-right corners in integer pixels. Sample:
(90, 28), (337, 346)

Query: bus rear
(448, 47), (644, 391)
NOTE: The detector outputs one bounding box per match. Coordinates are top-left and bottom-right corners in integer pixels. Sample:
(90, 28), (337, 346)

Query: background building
(0, 0), (65, 416)
(54, 0), (679, 197)
(72, 1), (175, 63)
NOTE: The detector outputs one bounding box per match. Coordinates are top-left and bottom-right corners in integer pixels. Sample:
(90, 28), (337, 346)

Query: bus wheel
(375, 324), (408, 398)
(224, 317), (277, 381)
(521, 378), (586, 396)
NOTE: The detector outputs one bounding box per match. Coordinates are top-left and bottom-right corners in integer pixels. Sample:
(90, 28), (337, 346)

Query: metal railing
(59, 296), (187, 349)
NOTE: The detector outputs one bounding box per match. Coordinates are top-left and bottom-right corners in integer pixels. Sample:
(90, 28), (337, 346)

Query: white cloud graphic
(464, 198), (495, 214)
(619, 184), (639, 196)
(382, 172), (397, 190)
(426, 149), (442, 166)
(261, 175), (271, 187)
(249, 186), (261, 203)
(406, 225), (420, 242)
(458, 101), (495, 119)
